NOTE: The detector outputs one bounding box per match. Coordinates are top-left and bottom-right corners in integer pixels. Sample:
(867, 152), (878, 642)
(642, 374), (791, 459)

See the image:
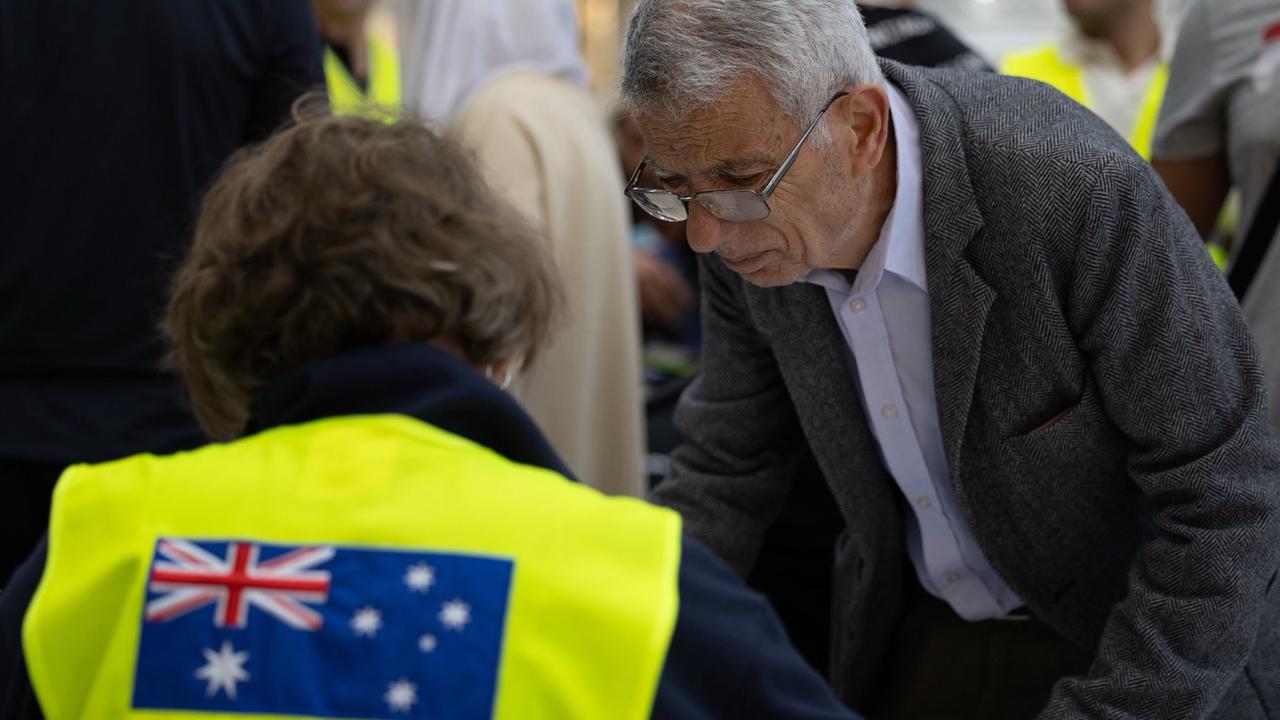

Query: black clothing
(0, 0), (322, 586)
(1228, 158), (1280, 299)
(1, 344), (858, 719)
(0, 461), (60, 590)
(0, 540), (43, 719)
(860, 5), (992, 72)
(745, 452), (844, 673)
(0, 0), (323, 467)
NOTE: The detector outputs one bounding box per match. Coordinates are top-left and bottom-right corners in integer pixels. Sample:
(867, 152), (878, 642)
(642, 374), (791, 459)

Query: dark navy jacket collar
(246, 344), (574, 479)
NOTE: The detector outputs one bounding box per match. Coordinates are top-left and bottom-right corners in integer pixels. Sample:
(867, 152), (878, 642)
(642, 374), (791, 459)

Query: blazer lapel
(745, 280), (903, 529)
(747, 281), (874, 463)
(881, 60), (995, 473)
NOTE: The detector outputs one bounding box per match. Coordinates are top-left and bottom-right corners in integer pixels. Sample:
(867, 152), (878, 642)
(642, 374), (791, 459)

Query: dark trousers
(0, 459), (62, 589)
(867, 579), (1094, 720)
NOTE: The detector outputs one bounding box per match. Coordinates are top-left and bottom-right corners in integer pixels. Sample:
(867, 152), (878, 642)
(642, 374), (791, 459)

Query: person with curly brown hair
(0, 113), (858, 720)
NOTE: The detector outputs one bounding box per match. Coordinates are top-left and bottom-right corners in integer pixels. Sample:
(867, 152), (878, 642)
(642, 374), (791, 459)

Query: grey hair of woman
(620, 0), (885, 141)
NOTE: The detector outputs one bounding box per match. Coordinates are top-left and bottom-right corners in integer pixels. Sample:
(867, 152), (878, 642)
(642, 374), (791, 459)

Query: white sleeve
(1152, 0), (1228, 161)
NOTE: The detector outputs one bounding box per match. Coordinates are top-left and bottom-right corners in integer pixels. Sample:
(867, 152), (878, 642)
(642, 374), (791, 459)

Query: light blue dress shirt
(804, 84), (1024, 621)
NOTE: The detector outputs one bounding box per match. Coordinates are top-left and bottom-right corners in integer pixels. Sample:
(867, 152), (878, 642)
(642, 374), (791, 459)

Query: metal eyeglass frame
(624, 91), (849, 223)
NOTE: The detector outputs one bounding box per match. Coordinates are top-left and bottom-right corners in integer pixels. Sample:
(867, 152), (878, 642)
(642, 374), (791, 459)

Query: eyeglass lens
(697, 190), (770, 222)
(632, 190), (688, 222)
(630, 188), (770, 223)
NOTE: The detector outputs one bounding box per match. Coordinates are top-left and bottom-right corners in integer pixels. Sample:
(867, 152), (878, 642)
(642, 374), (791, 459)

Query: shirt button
(915, 496), (933, 509)
(881, 403), (898, 419)
(850, 298), (866, 313)
(946, 572), (962, 585)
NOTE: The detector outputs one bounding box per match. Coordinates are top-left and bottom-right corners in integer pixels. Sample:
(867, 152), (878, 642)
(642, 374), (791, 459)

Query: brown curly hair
(165, 112), (563, 441)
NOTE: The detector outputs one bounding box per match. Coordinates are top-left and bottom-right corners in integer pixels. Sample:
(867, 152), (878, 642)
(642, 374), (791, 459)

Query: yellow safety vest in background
(23, 414), (681, 719)
(1001, 44), (1168, 160)
(324, 32), (401, 120)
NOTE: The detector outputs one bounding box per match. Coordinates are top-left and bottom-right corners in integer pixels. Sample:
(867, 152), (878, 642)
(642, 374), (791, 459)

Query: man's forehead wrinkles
(645, 116), (781, 177)
(639, 84), (791, 180)
(648, 160), (684, 181)
(710, 158), (774, 173)
(651, 156), (774, 180)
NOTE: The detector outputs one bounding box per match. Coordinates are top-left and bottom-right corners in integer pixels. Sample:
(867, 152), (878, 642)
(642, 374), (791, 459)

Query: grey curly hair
(620, 0), (884, 133)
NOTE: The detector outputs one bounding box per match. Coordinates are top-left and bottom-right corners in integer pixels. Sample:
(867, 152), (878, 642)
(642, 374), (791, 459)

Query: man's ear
(828, 83), (891, 173)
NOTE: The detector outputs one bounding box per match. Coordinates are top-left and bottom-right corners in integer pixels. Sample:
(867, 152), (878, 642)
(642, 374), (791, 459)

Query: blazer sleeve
(649, 255), (809, 575)
(1040, 154), (1280, 718)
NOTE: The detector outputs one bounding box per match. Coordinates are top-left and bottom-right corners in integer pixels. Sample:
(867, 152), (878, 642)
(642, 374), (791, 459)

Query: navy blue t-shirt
(0, 0), (323, 465)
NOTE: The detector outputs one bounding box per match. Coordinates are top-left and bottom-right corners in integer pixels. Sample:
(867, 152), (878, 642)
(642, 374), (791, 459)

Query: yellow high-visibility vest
(1001, 44), (1168, 160)
(324, 32), (401, 121)
(23, 414), (681, 719)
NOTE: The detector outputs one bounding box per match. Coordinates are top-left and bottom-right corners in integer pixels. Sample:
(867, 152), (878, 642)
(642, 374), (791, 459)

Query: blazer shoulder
(905, 64), (1142, 179)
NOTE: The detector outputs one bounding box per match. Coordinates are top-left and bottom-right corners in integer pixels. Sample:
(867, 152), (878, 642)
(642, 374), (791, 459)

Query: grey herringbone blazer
(653, 60), (1280, 718)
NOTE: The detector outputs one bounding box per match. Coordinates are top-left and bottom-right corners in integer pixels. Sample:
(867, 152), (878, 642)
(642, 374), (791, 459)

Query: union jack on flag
(132, 537), (514, 719)
(145, 538), (333, 630)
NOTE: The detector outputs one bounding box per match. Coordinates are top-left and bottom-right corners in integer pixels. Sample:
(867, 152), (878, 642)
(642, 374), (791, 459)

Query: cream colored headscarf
(398, 0), (590, 122)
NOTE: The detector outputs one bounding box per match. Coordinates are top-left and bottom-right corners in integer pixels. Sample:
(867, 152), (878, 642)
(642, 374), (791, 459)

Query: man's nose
(683, 202), (730, 254)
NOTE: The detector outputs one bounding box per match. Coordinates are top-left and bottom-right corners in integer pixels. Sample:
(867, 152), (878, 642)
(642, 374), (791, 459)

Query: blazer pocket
(1031, 406), (1072, 434)
(1007, 395), (1090, 443)
(1005, 401), (1080, 440)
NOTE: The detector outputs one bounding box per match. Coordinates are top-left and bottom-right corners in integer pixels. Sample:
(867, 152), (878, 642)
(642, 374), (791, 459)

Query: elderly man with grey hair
(622, 1), (1280, 718)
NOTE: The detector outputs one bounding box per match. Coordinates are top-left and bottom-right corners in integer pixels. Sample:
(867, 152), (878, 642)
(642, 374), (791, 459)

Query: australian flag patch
(131, 537), (514, 718)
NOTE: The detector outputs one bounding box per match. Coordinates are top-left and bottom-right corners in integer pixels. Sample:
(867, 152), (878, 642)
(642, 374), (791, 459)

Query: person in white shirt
(1153, 0), (1280, 426)
(396, 0), (647, 498)
(1002, 0), (1168, 158)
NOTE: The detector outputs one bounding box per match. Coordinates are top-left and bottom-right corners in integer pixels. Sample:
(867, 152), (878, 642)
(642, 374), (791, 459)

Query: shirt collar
(805, 81), (927, 295)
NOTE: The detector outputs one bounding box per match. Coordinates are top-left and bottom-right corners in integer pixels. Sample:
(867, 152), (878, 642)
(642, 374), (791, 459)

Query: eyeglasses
(624, 91), (848, 223)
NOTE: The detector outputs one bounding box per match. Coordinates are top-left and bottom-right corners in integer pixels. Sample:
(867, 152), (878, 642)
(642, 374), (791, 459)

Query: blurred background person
(1002, 0), (1167, 158)
(1153, 0), (1280, 426)
(858, 0), (992, 71)
(312, 0), (401, 117)
(398, 0), (646, 498)
(1, 113), (861, 720)
(0, 0), (322, 587)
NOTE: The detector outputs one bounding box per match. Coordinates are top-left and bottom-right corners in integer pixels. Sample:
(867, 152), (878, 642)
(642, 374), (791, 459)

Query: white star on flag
(418, 633), (438, 653)
(350, 606), (382, 638)
(385, 678), (418, 713)
(194, 640), (249, 699)
(439, 598), (471, 631)
(404, 563), (436, 593)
